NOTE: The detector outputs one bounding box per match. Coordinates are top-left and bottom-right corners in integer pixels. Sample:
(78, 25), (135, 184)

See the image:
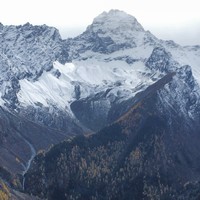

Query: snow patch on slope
(17, 59), (156, 110)
(18, 69), (74, 109)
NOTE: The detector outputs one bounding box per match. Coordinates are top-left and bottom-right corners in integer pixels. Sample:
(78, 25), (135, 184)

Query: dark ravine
(11, 129), (37, 190)
(21, 138), (36, 191)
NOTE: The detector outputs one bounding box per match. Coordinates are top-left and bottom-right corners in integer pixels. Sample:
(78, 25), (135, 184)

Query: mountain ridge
(0, 9), (200, 199)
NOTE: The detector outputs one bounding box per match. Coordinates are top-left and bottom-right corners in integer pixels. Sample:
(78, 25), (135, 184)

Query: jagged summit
(90, 9), (144, 33)
(85, 9), (146, 47)
(66, 10), (151, 55)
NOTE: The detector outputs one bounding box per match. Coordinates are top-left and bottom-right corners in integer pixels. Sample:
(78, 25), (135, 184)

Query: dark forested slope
(25, 73), (200, 200)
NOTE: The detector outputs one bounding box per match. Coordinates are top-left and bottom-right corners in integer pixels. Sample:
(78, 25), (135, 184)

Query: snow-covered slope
(17, 60), (157, 110)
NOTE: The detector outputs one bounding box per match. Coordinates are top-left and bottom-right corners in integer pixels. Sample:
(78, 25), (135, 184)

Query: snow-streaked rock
(0, 9), (200, 132)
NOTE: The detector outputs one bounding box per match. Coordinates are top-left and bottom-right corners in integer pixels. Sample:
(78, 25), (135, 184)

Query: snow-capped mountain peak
(84, 9), (146, 49)
(65, 10), (155, 57)
(90, 9), (144, 33)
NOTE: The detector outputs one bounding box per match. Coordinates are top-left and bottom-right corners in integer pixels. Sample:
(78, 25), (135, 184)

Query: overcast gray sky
(0, 0), (199, 45)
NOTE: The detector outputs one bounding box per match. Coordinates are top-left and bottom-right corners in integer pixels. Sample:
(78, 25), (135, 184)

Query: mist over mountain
(0, 9), (200, 199)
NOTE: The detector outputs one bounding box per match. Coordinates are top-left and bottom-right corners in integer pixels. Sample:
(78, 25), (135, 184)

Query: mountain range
(0, 9), (200, 199)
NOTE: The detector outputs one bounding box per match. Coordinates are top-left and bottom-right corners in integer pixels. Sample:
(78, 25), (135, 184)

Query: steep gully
(15, 131), (36, 190)
(22, 138), (36, 191)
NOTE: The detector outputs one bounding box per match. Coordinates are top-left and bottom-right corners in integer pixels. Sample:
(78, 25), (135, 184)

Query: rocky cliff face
(0, 22), (82, 135)
(0, 23), (67, 105)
